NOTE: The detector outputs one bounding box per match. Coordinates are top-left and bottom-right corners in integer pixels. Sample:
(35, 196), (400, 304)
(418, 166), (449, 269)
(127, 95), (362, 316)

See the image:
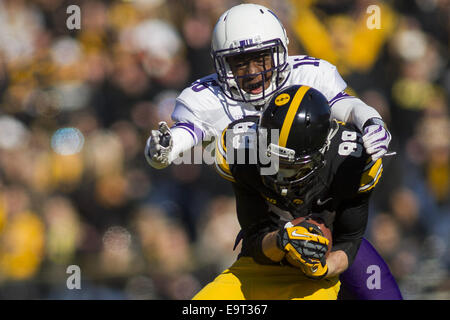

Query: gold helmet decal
(274, 93), (291, 106)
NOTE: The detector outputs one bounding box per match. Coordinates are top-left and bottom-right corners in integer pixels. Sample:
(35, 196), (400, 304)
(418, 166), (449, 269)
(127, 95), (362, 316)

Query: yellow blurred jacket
(0, 210), (45, 280)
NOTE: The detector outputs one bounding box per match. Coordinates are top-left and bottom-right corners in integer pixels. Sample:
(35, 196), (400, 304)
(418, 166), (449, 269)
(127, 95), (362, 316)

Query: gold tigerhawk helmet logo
(274, 93), (290, 106)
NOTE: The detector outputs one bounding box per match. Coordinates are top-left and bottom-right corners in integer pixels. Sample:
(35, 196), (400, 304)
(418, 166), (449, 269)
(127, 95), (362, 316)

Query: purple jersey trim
(173, 122), (204, 144)
(292, 56), (320, 69)
(329, 91), (352, 107)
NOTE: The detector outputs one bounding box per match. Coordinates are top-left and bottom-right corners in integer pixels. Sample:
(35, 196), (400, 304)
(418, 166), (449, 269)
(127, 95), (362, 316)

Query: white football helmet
(211, 4), (290, 106)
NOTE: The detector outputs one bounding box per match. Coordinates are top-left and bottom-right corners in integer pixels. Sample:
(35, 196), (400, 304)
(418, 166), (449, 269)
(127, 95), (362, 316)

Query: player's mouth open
(245, 80), (268, 94)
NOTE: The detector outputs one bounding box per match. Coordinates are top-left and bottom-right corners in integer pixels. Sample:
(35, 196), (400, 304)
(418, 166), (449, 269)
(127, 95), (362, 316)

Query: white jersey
(171, 55), (347, 144)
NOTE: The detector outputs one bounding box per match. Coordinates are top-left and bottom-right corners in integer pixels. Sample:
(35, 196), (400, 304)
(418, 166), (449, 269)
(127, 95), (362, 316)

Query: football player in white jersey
(145, 4), (401, 299)
(145, 3), (391, 170)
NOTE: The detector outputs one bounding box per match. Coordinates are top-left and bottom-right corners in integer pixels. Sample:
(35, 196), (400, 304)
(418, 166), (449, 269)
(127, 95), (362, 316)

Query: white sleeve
(317, 60), (381, 130)
(318, 60), (347, 100)
(290, 56), (382, 131)
(290, 56), (347, 101)
(169, 99), (212, 163)
(171, 101), (206, 142)
(330, 94), (382, 131)
(167, 127), (195, 163)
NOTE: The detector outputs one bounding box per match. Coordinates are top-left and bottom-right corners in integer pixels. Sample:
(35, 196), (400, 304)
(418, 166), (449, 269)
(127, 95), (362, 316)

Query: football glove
(362, 118), (392, 161)
(277, 220), (329, 280)
(145, 121), (173, 169)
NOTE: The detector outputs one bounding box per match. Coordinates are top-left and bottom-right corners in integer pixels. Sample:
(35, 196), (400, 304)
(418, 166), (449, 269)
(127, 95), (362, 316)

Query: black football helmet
(259, 85), (333, 197)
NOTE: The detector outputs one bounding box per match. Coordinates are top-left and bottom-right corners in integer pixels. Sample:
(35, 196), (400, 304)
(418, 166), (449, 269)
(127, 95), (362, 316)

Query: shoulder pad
(214, 116), (260, 182)
(288, 55), (347, 101)
(326, 122), (383, 196)
(358, 158), (383, 193)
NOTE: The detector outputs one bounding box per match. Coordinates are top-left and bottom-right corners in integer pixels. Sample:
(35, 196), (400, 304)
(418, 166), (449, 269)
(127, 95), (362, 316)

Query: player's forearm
(261, 230), (285, 262)
(325, 250), (349, 278)
(331, 96), (381, 131)
(262, 230), (350, 278)
(167, 127), (198, 163)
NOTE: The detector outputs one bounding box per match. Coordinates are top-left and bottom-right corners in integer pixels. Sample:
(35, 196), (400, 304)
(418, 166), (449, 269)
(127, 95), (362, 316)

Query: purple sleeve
(339, 238), (403, 300)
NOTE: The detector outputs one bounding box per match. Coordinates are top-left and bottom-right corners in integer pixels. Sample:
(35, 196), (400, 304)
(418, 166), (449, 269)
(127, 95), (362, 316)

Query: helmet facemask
(260, 122), (336, 197)
(212, 38), (289, 106)
(261, 144), (326, 197)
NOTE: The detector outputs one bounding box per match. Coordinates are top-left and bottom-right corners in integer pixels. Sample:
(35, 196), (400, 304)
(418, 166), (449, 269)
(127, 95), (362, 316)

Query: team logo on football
(275, 93), (290, 106)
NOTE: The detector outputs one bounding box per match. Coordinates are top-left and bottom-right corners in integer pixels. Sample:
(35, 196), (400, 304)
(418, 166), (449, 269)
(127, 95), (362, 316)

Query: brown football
(285, 215), (333, 269)
(289, 215), (333, 258)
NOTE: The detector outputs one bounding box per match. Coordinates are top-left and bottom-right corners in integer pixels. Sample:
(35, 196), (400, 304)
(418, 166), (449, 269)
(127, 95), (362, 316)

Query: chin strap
(254, 104), (264, 111)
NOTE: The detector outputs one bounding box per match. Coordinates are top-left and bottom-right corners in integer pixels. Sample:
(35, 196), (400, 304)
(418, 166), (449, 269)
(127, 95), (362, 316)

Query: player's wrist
(301, 263), (328, 280)
(363, 117), (385, 129)
(262, 231), (286, 262)
(276, 226), (293, 254)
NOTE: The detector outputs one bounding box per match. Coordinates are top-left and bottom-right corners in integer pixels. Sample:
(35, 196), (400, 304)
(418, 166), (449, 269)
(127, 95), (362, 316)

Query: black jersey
(215, 116), (383, 266)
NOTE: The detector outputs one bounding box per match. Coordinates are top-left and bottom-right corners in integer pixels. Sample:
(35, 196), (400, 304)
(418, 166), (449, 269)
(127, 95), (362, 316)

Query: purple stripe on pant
(339, 238), (403, 300)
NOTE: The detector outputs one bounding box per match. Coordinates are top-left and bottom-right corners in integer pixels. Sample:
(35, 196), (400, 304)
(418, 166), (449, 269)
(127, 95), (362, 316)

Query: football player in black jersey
(193, 85), (402, 300)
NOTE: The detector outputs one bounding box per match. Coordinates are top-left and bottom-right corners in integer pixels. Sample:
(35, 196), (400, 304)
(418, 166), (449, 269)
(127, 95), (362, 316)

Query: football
(289, 214), (333, 258)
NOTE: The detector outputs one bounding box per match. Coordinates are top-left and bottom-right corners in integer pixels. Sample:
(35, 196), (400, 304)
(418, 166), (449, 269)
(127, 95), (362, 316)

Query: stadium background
(0, 0), (448, 299)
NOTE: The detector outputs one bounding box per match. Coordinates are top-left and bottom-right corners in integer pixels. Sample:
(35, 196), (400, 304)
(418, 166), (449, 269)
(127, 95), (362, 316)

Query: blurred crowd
(0, 0), (448, 299)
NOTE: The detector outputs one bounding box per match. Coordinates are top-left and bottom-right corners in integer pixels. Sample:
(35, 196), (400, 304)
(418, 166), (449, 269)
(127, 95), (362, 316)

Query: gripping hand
(277, 220), (329, 279)
(362, 118), (392, 161)
(145, 121), (173, 169)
